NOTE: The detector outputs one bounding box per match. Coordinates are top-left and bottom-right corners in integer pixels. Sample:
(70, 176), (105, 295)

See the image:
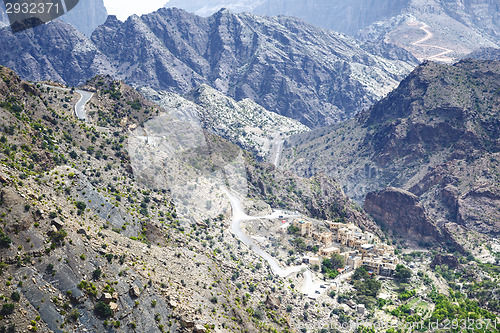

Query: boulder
(265, 294), (280, 310)
(109, 302), (118, 312)
(51, 218), (65, 229)
(181, 319), (195, 328)
(129, 285), (141, 298)
(193, 324), (206, 333)
(101, 293), (113, 303)
(0, 173), (10, 184)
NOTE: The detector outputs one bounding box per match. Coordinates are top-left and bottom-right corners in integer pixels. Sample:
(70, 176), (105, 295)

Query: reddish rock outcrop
(364, 187), (441, 243)
(430, 253), (460, 269)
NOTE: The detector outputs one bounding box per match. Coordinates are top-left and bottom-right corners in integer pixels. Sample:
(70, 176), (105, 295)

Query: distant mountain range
(165, 0), (264, 17)
(0, 0), (107, 36)
(165, 0), (500, 61)
(0, 7), (418, 127)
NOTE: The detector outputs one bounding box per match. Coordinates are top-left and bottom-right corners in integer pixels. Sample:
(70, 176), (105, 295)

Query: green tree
(394, 265), (412, 283)
(0, 229), (12, 248)
(322, 253), (344, 271)
(94, 301), (113, 318)
(1, 303), (14, 315)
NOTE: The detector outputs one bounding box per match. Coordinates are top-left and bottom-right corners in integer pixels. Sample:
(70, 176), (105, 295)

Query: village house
(319, 246), (340, 258)
(292, 219), (312, 237)
(312, 231), (333, 245)
(288, 219), (398, 276)
(347, 255), (363, 269)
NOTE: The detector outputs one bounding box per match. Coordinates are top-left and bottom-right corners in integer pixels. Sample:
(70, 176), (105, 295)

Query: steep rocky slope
(282, 59), (500, 245)
(0, 7), (418, 127)
(0, 67), (381, 331)
(165, 0), (499, 61)
(0, 0), (107, 36)
(0, 21), (114, 85)
(140, 85), (309, 162)
(466, 47), (500, 61)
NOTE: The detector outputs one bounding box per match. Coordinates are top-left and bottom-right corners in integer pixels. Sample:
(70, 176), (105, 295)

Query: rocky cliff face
(0, 7), (417, 127)
(0, 0), (107, 36)
(166, 0), (499, 60)
(283, 59), (500, 245)
(364, 187), (441, 244)
(0, 20), (113, 85)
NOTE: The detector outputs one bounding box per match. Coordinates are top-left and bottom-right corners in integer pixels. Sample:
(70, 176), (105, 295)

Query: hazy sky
(103, 0), (169, 21)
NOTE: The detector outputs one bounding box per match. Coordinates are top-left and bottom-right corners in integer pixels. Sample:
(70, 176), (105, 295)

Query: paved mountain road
(74, 90), (93, 121)
(42, 84), (93, 121)
(225, 189), (330, 298)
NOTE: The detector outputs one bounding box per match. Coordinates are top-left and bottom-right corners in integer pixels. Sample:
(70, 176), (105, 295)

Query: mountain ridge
(282, 59), (500, 244)
(0, 7), (418, 127)
(0, 0), (108, 36)
(165, 0), (499, 61)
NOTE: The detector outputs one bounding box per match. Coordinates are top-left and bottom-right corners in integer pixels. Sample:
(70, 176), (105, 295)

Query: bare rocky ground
(283, 60), (500, 254)
(0, 68), (371, 332)
(0, 66), (498, 332)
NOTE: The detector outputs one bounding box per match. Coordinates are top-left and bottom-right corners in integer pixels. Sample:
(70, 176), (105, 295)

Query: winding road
(408, 22), (454, 63)
(42, 84), (93, 121)
(74, 90), (93, 121)
(224, 189), (327, 297)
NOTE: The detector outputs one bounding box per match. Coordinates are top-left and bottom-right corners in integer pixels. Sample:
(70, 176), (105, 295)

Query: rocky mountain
(165, 0), (264, 16)
(0, 0), (107, 36)
(254, 0), (411, 36)
(282, 59), (500, 247)
(140, 84), (309, 162)
(164, 0), (411, 35)
(357, 0), (499, 62)
(0, 20), (114, 85)
(165, 0), (499, 61)
(0, 66), (383, 331)
(465, 47), (500, 61)
(0, 7), (418, 127)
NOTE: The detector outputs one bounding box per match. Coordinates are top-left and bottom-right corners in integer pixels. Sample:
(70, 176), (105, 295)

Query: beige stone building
(319, 246), (340, 258)
(293, 219), (312, 237)
(347, 255), (363, 269)
(313, 231), (333, 245)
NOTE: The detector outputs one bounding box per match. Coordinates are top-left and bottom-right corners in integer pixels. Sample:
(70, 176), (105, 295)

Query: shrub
(1, 303), (14, 315)
(94, 301), (113, 318)
(0, 229), (12, 248)
(10, 292), (20, 302)
(92, 268), (102, 280)
(252, 309), (264, 320)
(49, 229), (67, 245)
